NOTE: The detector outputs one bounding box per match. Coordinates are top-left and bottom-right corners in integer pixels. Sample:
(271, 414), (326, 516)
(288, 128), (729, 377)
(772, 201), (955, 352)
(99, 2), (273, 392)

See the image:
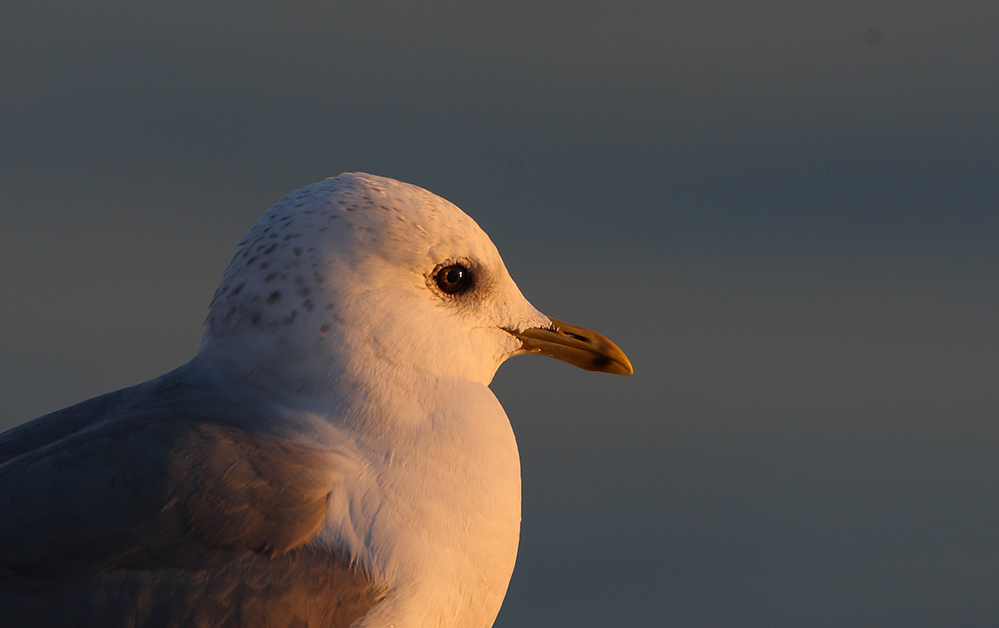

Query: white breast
(316, 378), (522, 628)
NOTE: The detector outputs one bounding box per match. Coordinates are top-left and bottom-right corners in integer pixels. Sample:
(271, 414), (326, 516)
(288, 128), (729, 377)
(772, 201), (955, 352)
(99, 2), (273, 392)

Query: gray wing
(0, 367), (383, 627)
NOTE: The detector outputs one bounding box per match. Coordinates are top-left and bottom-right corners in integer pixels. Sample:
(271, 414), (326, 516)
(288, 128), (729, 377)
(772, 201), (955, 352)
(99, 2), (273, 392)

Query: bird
(0, 173), (632, 628)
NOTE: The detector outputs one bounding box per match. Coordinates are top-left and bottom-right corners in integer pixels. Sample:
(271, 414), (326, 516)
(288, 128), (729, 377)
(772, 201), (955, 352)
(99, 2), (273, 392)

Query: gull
(0, 173), (632, 628)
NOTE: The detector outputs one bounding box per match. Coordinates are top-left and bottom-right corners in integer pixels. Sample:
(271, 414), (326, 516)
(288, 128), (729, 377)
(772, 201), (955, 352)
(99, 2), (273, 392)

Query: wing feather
(0, 370), (384, 626)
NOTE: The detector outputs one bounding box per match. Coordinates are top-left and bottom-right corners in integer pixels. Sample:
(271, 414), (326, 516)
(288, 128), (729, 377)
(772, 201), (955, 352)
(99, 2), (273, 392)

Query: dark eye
(434, 264), (473, 295)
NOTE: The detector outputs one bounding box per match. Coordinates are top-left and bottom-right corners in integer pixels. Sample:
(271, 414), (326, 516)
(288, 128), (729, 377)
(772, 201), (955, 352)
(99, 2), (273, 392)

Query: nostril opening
(565, 332), (588, 342)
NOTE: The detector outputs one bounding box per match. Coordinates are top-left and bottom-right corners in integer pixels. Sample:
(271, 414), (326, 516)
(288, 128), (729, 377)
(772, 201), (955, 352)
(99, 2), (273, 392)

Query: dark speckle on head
(205, 173), (525, 359)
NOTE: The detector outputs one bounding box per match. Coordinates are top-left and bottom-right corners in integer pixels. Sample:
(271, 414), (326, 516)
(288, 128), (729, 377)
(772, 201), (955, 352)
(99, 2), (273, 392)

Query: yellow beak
(510, 318), (633, 375)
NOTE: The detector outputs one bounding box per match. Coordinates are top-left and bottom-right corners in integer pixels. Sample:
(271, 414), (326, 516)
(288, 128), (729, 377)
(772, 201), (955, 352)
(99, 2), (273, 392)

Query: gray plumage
(0, 363), (382, 627)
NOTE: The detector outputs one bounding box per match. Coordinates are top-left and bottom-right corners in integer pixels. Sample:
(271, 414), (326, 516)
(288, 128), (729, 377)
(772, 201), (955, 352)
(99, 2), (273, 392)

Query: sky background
(2, 2), (998, 626)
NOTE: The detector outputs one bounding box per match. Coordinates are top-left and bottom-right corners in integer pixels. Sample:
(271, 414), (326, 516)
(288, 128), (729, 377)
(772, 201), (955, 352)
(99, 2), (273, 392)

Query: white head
(199, 173), (630, 394)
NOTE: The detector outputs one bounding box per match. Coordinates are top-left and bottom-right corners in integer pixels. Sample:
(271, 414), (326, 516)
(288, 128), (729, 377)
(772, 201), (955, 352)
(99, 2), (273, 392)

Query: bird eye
(434, 264), (473, 295)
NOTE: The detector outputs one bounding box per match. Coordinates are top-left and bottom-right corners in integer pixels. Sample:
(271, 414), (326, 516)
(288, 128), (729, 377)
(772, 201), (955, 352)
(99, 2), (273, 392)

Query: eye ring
(434, 263), (474, 295)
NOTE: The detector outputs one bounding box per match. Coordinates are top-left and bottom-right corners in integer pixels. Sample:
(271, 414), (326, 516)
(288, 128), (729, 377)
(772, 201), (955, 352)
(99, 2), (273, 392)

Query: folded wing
(0, 372), (383, 627)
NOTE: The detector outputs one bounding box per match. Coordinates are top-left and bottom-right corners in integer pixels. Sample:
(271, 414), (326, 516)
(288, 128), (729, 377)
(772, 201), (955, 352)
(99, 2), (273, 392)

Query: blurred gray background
(2, 2), (998, 626)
